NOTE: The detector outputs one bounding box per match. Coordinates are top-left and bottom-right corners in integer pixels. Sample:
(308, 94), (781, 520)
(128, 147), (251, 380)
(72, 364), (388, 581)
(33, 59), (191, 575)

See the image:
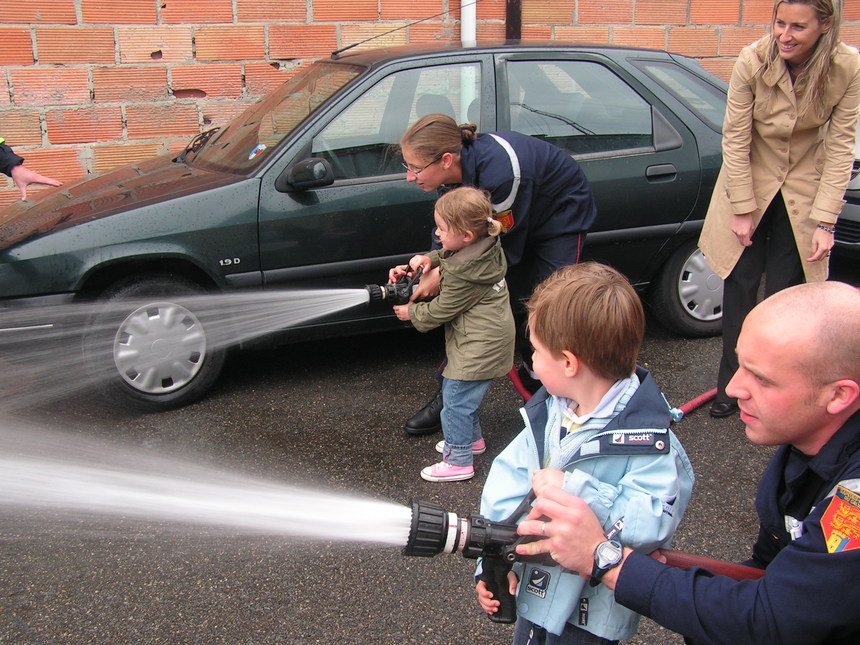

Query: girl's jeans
(440, 377), (492, 466)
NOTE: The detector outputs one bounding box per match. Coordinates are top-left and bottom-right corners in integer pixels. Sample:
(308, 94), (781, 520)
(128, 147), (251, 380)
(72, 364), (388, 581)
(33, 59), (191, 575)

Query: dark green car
(0, 42), (727, 411)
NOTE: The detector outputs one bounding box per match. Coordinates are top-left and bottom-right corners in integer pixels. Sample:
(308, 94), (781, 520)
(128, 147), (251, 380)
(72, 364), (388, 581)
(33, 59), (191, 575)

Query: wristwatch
(589, 539), (623, 587)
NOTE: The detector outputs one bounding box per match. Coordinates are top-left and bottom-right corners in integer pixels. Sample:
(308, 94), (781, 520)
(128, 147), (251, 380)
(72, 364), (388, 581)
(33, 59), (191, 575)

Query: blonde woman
(700, 0), (860, 418)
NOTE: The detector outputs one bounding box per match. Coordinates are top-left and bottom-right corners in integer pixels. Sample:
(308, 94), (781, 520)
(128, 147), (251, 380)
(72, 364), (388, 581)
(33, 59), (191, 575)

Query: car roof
(329, 39), (681, 66)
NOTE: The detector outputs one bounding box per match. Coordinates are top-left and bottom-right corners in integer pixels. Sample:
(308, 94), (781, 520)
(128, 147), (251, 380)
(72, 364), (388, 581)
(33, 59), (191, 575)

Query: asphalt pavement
(1, 258), (856, 644)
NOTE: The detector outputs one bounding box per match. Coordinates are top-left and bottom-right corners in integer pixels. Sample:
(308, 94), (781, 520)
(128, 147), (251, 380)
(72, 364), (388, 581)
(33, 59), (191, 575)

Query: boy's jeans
(440, 377), (492, 466)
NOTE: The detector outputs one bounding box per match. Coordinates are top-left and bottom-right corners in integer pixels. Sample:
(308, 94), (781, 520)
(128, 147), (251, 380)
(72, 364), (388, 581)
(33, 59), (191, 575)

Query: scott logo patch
(611, 432), (654, 445)
(525, 568), (550, 599)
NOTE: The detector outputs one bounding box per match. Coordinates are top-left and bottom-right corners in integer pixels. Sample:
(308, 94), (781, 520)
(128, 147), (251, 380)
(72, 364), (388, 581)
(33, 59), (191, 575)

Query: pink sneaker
(435, 438), (486, 455)
(420, 461), (475, 482)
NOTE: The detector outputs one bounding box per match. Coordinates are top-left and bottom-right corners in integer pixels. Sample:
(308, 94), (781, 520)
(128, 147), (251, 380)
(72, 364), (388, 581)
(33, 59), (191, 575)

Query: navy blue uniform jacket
(615, 409), (860, 644)
(442, 131), (597, 281)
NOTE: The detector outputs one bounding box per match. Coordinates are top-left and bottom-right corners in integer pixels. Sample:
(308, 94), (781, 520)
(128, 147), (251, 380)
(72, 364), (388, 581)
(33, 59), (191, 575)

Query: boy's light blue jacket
(479, 367), (695, 640)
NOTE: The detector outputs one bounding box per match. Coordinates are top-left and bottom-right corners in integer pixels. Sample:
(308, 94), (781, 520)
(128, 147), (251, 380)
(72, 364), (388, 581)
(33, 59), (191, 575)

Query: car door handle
(645, 164), (677, 182)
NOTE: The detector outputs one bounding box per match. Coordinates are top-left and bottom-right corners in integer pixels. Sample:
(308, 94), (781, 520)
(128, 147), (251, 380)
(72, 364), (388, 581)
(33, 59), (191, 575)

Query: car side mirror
(276, 158), (334, 192)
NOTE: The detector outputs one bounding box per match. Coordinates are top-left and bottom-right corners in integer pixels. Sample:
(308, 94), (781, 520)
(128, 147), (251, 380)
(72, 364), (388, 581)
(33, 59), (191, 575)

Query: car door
(495, 52), (703, 286)
(257, 56), (487, 313)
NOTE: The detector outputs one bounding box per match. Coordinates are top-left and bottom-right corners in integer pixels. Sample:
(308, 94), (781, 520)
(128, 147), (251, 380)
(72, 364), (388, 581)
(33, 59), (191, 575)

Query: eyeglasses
(401, 154), (442, 175)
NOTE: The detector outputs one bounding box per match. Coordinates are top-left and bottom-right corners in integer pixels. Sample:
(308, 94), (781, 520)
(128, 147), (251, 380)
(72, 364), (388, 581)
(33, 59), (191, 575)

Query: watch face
(596, 540), (623, 568)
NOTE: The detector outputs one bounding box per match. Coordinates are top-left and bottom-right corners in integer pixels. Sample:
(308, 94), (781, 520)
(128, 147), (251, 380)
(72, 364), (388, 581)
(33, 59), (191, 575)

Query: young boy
(476, 263), (695, 644)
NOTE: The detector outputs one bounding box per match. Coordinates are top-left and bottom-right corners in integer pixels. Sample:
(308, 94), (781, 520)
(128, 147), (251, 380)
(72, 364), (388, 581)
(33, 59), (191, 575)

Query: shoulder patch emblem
(821, 485), (860, 553)
(492, 209), (514, 233)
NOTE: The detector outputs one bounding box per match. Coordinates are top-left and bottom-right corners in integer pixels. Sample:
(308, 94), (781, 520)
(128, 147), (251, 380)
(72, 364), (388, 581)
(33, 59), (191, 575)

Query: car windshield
(186, 60), (364, 174)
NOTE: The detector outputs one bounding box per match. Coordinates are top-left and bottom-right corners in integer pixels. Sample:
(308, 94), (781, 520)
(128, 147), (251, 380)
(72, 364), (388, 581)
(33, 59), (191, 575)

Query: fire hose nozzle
(364, 267), (423, 306)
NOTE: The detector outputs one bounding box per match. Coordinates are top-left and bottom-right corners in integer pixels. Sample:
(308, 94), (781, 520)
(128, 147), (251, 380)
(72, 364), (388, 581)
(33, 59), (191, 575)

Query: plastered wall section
(1, 0), (859, 207)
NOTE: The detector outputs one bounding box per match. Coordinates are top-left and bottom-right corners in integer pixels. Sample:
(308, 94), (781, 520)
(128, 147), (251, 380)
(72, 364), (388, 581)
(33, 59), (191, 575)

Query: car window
(312, 63), (481, 180)
(504, 60), (652, 155)
(633, 60), (726, 132)
(191, 61), (363, 174)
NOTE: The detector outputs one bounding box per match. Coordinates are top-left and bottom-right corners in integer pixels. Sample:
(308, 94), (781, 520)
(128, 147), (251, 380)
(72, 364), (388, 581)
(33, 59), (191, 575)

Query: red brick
(270, 25), (338, 59)
(36, 28), (116, 65)
(0, 1), (77, 24)
(475, 23), (507, 40)
(11, 147), (86, 183)
(93, 67), (169, 103)
(162, 0), (232, 24)
(118, 27), (194, 63)
(523, 4), (574, 24)
(244, 62), (293, 96)
(522, 26), (553, 39)
(381, 0), (444, 21)
(408, 23), (459, 44)
(237, 0), (306, 22)
(476, 0), (506, 21)
(719, 26), (768, 56)
(690, 0), (741, 25)
(669, 27), (719, 57)
(171, 64), (243, 99)
(0, 110), (43, 146)
(699, 58), (735, 82)
(201, 102), (255, 129)
(612, 27), (668, 50)
(314, 0), (378, 22)
(196, 26), (266, 61)
(842, 26), (860, 50)
(82, 0), (157, 24)
(92, 142), (165, 174)
(9, 68), (90, 107)
(46, 107), (124, 144)
(742, 0), (774, 25)
(635, 0), (688, 26)
(340, 24), (408, 52)
(846, 3), (860, 22)
(555, 26), (612, 45)
(0, 28), (34, 66)
(580, 0), (633, 24)
(126, 103), (200, 140)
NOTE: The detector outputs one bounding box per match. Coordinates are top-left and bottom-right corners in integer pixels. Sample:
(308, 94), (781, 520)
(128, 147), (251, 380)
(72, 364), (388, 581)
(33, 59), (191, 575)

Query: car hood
(0, 156), (243, 251)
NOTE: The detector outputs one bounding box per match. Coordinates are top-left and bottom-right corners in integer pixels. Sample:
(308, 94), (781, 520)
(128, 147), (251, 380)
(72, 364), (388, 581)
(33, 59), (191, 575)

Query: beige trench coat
(699, 38), (860, 282)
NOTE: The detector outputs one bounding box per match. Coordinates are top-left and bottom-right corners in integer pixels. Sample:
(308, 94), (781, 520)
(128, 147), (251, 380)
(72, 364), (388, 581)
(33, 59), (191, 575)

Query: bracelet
(817, 223), (836, 234)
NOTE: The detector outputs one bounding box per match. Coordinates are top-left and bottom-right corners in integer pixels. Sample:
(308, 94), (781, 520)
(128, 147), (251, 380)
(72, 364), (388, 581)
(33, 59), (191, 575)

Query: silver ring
(541, 522), (546, 536)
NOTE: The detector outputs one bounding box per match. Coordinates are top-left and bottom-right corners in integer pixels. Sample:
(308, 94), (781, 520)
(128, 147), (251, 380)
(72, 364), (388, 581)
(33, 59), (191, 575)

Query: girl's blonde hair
(434, 186), (503, 238)
(400, 114), (477, 163)
(764, 0), (842, 117)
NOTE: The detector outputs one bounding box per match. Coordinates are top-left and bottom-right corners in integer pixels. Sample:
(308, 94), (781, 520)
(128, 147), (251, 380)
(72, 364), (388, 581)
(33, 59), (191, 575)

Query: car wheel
(649, 240), (723, 337)
(83, 274), (227, 411)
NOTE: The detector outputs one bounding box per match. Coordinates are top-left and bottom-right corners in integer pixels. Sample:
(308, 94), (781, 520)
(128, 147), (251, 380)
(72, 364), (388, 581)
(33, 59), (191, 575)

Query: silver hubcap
(677, 249), (723, 322)
(113, 302), (206, 394)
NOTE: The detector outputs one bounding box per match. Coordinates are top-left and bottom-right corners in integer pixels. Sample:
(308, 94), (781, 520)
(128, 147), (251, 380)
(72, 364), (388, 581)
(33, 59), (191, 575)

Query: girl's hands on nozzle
(475, 572), (518, 615)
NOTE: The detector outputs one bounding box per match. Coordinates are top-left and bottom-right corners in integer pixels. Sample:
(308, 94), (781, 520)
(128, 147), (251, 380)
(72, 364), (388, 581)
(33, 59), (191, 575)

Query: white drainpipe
(461, 0), (477, 47)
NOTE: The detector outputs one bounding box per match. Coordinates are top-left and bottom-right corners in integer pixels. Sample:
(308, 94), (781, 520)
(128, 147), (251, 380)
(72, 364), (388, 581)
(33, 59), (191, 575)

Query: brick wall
(2, 0), (859, 207)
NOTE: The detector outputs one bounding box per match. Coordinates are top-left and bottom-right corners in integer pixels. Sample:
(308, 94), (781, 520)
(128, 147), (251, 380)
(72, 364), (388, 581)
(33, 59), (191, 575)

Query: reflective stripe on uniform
(487, 133), (520, 213)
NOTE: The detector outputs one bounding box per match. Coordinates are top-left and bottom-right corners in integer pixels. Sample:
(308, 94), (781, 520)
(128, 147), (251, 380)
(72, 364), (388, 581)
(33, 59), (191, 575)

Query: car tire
(83, 274), (227, 411)
(649, 240), (723, 337)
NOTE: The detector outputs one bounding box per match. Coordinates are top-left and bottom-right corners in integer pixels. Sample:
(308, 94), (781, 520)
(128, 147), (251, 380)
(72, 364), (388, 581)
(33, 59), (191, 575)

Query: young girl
(392, 186), (515, 482)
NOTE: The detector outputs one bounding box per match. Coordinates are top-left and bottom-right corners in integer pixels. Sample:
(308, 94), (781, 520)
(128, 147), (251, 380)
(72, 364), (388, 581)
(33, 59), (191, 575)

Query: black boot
(405, 390), (443, 436)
